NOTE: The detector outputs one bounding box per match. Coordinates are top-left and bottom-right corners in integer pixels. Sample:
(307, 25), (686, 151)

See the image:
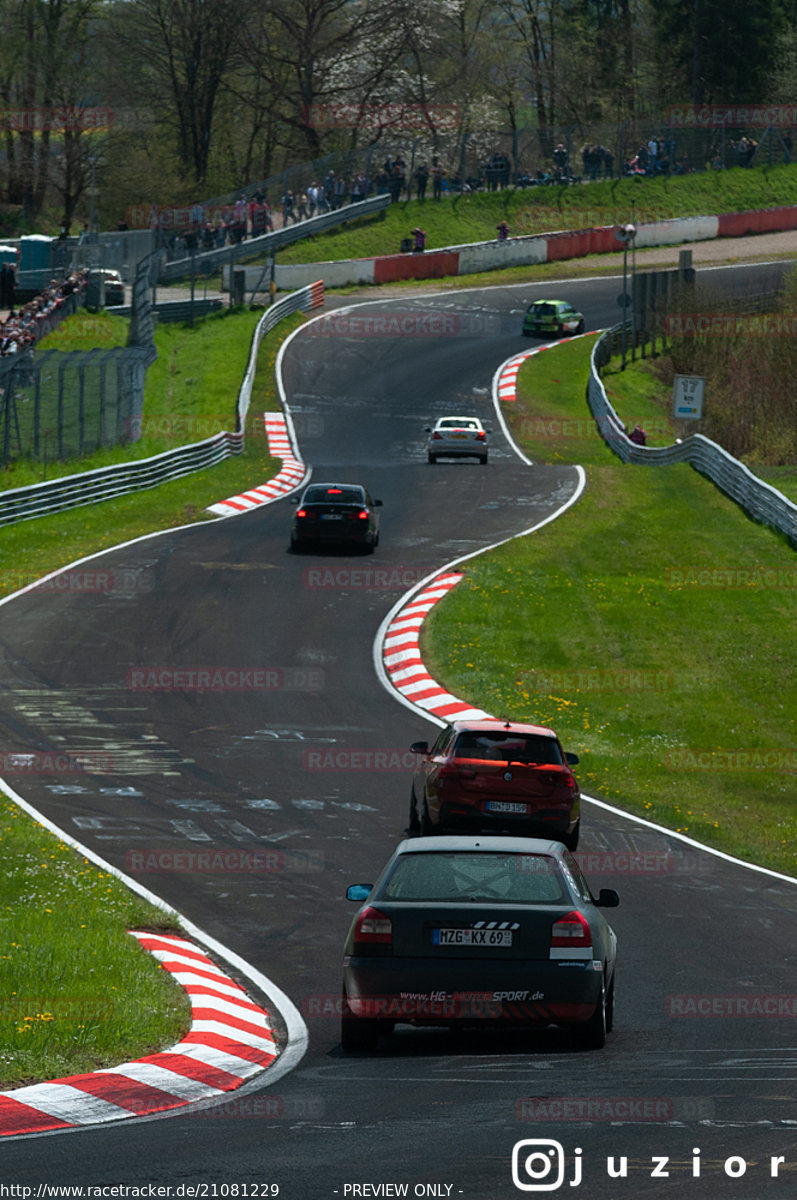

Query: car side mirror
(424, 427), (432, 433)
(595, 888), (619, 908)
(565, 752), (579, 766)
(374, 499), (383, 507)
(289, 495), (300, 504)
(410, 741), (429, 754)
(347, 884), (372, 902)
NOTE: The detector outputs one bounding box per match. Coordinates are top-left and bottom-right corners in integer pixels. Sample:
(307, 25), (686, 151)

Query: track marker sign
(673, 374), (705, 419)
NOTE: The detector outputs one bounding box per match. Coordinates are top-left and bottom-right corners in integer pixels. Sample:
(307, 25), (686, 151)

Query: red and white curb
(497, 334), (600, 403)
(207, 413), (306, 516)
(382, 574), (491, 722)
(0, 932), (278, 1137)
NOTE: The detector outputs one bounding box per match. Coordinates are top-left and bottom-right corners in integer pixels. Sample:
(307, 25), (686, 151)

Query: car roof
(434, 415), (483, 424)
(393, 835), (567, 856)
(447, 718), (559, 739)
(304, 482), (366, 493)
(532, 298), (568, 306)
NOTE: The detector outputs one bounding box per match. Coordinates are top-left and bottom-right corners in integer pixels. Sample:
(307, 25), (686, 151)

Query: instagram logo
(512, 1140), (582, 1191)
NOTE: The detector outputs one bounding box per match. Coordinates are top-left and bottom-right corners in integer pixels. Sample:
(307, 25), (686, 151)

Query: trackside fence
(588, 325), (797, 547)
(0, 281), (324, 528)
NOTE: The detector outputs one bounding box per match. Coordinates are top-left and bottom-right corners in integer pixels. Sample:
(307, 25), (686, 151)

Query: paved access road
(1, 262), (796, 1198)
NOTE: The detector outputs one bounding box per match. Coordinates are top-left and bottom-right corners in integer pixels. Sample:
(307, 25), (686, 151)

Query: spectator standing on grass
(412, 226), (426, 252)
(497, 220), (510, 242)
(783, 131), (793, 164)
(416, 162), (429, 200)
(296, 189), (309, 220)
(233, 194), (248, 239)
(282, 189), (298, 224)
(432, 158), (444, 200)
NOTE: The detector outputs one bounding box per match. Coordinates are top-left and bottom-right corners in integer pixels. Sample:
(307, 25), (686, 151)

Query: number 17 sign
(673, 374), (705, 419)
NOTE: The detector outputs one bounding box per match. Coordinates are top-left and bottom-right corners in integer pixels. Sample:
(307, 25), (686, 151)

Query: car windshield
(452, 732), (563, 765)
(532, 303), (556, 316)
(381, 852), (566, 903)
(439, 419), (478, 429)
(303, 486), (364, 505)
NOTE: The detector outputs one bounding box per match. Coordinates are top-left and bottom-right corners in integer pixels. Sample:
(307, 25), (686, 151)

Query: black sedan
(290, 482), (382, 553)
(341, 836), (618, 1051)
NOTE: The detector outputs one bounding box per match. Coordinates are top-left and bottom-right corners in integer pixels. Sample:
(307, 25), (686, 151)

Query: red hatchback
(409, 719), (581, 849)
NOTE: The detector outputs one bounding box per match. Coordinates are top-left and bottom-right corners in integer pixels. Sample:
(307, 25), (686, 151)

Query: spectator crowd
(0, 267), (89, 356)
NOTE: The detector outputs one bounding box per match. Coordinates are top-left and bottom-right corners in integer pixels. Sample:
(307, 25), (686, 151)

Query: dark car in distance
(341, 836), (618, 1051)
(290, 482), (382, 553)
(409, 719), (581, 849)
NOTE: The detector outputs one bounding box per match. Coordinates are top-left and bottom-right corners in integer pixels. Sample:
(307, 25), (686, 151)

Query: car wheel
(562, 820), (580, 852)
(575, 981), (607, 1050)
(428, 453), (437, 464)
(479, 455), (488, 465)
(340, 992), (381, 1052)
(605, 974), (615, 1034)
(419, 800), (434, 836)
(576, 319), (585, 334)
(290, 536), (301, 552)
(364, 539), (375, 555)
(408, 787), (421, 834)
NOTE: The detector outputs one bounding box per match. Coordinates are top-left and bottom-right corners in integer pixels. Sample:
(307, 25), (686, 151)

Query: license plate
(449, 432), (468, 439)
(486, 801), (528, 814)
(320, 513), (342, 520)
(433, 928), (513, 947)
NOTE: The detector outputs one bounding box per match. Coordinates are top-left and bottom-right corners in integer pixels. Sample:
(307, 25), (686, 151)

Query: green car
(523, 298), (585, 337)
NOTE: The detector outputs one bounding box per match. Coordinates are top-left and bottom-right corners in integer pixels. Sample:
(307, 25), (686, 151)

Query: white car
(425, 415), (489, 464)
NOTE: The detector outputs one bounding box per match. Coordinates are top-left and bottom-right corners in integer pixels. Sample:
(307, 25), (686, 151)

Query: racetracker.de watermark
(302, 566), (427, 590)
(0, 106), (113, 131)
(518, 417), (672, 442)
(125, 848), (323, 875)
(1, 998), (114, 1021)
(664, 748), (797, 770)
(665, 103), (797, 127)
(520, 668), (673, 694)
(667, 566), (797, 588)
(302, 748), (423, 772)
(0, 752), (114, 774)
(667, 994), (797, 1017)
(127, 413), (323, 440)
(516, 1096), (715, 1121)
(1, 568), (154, 597)
(514, 206), (673, 234)
(306, 311), (500, 338)
(128, 1094), (324, 1119)
(126, 667), (324, 692)
(665, 313), (797, 337)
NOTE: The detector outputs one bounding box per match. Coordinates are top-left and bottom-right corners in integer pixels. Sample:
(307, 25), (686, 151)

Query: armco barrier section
(159, 193), (391, 283)
(0, 282), (324, 528)
(587, 325), (797, 546)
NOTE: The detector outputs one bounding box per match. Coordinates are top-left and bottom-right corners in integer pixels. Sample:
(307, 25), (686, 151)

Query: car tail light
(296, 508), (307, 518)
(438, 765), (476, 780)
(476, 430), (486, 441)
(431, 431), (443, 440)
(354, 906), (392, 946)
(551, 911), (592, 949)
(357, 509), (369, 520)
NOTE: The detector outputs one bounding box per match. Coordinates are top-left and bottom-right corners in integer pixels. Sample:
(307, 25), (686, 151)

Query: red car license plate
(486, 801), (528, 814)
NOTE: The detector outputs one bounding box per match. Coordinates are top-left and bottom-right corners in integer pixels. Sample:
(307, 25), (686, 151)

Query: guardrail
(0, 281), (324, 528)
(588, 325), (797, 547)
(158, 193), (391, 283)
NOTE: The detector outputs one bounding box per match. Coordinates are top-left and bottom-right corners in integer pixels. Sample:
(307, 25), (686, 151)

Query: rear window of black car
(303, 486), (364, 505)
(381, 852), (567, 903)
(452, 732), (562, 765)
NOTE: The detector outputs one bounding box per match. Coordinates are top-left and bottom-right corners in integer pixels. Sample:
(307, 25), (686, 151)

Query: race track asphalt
(1, 262), (796, 1198)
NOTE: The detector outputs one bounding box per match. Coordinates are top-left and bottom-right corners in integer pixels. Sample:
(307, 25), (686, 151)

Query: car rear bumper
(429, 443), (486, 457)
(437, 798), (579, 837)
(343, 958), (603, 1026)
